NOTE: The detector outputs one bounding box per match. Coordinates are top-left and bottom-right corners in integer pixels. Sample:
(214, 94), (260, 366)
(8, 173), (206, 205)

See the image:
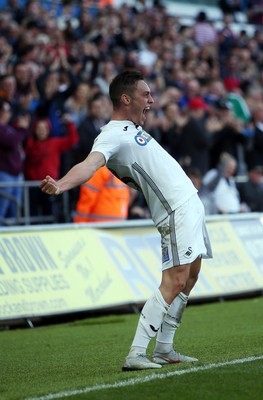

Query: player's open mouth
(143, 106), (151, 115)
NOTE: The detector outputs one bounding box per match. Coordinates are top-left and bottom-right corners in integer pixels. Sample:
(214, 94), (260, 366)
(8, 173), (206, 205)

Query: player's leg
(184, 255), (202, 296)
(152, 194), (211, 364)
(123, 194), (212, 371)
(152, 257), (201, 364)
(122, 264), (191, 371)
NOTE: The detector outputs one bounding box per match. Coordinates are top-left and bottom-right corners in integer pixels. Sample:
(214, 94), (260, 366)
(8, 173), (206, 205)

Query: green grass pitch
(0, 296), (263, 400)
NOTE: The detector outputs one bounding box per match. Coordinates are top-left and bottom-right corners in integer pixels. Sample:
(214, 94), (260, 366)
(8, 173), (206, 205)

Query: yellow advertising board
(192, 220), (263, 297)
(0, 216), (263, 320)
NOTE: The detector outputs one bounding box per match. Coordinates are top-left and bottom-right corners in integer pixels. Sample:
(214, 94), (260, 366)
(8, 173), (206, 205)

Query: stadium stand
(0, 0), (262, 225)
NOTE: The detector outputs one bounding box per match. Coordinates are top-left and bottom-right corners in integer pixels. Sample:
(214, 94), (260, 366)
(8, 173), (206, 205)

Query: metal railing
(0, 180), (71, 226)
(0, 172), (249, 226)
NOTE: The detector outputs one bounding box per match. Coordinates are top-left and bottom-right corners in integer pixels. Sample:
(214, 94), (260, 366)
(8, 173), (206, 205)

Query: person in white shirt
(40, 70), (213, 371)
(203, 152), (248, 214)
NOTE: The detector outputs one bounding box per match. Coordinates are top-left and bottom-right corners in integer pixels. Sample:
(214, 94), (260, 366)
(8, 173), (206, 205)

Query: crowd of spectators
(1, 0), (263, 225)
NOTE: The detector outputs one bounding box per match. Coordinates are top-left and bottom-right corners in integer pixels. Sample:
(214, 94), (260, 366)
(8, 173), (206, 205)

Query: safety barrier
(0, 181), (72, 226)
(0, 213), (262, 324)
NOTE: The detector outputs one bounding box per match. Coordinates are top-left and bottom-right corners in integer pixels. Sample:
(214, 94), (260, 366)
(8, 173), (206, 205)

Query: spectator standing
(64, 81), (91, 128)
(178, 78), (201, 110)
(204, 79), (227, 106)
(245, 102), (263, 167)
(237, 161), (263, 212)
(156, 101), (187, 159)
(217, 14), (237, 63)
(209, 100), (248, 171)
(2, 0), (26, 24)
(12, 60), (40, 113)
(175, 97), (213, 175)
(202, 152), (248, 214)
(74, 166), (131, 223)
(94, 60), (119, 95)
(35, 46), (77, 137)
(184, 166), (217, 215)
(73, 93), (109, 165)
(68, 93), (109, 210)
(193, 11), (218, 50)
(0, 35), (13, 74)
(24, 115), (79, 220)
(137, 35), (160, 70)
(0, 98), (31, 224)
(247, 0), (263, 26)
(0, 73), (17, 108)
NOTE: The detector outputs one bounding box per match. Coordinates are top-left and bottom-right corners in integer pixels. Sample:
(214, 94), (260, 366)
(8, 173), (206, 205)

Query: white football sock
(154, 292), (188, 353)
(128, 289), (169, 356)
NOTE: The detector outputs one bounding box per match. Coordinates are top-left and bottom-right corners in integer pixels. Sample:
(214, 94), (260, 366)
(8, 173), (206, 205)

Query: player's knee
(160, 279), (185, 304)
(171, 278), (186, 297)
(177, 280), (187, 293)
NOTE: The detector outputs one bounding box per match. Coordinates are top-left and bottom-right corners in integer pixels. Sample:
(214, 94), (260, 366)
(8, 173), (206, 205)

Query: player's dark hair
(109, 70), (144, 108)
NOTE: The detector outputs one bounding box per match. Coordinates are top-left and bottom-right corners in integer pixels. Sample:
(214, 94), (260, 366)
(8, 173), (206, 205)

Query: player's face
(130, 80), (154, 126)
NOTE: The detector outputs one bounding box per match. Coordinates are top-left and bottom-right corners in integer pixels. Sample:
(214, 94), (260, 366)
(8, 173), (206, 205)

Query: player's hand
(40, 176), (61, 195)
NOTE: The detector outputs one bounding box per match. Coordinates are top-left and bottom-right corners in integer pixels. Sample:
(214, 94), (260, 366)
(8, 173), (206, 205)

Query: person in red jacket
(24, 115), (79, 221)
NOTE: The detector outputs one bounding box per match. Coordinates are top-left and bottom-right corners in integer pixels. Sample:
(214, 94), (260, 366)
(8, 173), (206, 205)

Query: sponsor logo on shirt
(134, 130), (152, 146)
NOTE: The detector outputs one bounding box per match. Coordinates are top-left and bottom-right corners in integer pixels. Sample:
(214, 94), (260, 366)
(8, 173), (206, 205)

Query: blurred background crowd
(1, 0), (263, 226)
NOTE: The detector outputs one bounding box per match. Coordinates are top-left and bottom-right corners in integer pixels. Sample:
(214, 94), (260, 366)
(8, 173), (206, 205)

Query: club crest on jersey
(162, 246), (170, 263)
(134, 130), (152, 146)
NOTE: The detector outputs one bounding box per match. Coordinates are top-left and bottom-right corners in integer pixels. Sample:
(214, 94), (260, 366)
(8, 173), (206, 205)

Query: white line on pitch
(26, 355), (263, 400)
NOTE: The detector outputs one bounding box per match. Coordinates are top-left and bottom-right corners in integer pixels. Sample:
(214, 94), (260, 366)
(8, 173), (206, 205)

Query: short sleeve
(90, 130), (120, 163)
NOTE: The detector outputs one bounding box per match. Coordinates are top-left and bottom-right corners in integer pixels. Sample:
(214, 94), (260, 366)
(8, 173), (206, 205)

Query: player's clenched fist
(40, 176), (61, 195)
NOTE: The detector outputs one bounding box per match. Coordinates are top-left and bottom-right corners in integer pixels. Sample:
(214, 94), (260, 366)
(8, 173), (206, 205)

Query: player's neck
(111, 110), (130, 121)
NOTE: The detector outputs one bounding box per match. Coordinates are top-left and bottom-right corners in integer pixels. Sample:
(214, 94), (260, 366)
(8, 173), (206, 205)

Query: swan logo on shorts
(134, 130), (152, 146)
(162, 246), (170, 263)
(184, 246), (193, 258)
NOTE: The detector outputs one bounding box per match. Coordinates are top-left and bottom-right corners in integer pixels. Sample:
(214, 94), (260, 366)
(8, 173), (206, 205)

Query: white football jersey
(91, 120), (197, 225)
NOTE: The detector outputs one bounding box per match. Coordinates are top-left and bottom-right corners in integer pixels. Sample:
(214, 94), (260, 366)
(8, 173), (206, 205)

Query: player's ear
(121, 94), (131, 105)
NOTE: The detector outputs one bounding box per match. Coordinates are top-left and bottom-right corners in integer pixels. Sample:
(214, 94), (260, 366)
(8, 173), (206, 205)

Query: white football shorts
(156, 193), (213, 270)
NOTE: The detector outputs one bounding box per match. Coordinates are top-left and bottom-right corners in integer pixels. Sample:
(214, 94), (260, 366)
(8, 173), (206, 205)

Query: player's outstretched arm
(40, 151), (106, 195)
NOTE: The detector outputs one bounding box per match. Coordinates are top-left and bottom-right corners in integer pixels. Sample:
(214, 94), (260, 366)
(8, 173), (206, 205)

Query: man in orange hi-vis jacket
(74, 165), (130, 223)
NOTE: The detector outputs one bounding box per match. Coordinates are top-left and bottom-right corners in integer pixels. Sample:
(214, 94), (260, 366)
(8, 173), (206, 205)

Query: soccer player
(40, 70), (213, 371)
